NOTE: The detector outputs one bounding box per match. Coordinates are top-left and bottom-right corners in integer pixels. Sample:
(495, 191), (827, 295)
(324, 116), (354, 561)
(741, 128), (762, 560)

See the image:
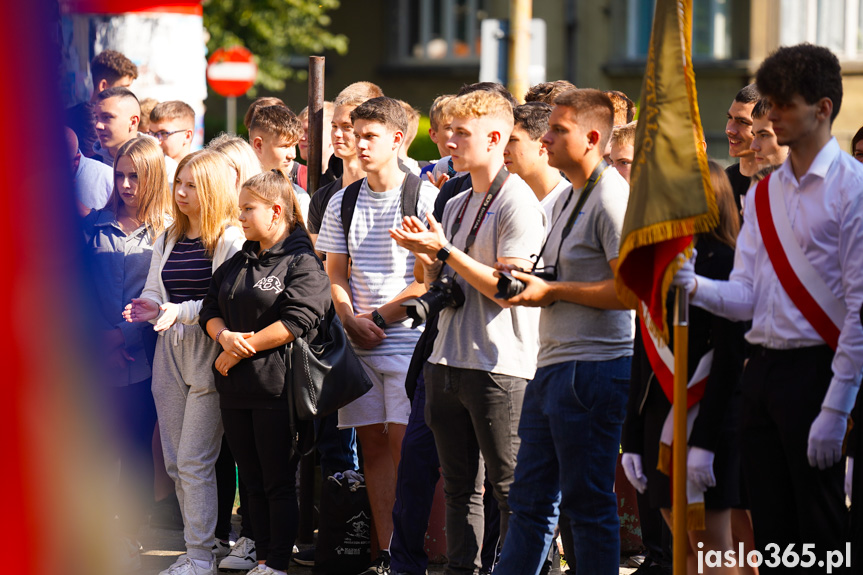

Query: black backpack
(340, 173), (423, 249)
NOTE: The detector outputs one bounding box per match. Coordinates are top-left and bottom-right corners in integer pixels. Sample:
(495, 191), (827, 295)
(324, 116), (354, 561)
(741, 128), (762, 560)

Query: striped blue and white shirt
(316, 177), (438, 356)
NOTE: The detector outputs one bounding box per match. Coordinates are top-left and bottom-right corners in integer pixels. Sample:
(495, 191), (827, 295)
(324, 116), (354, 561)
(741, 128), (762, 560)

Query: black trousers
(214, 435), (253, 541)
(221, 408), (300, 571)
(741, 345), (848, 574)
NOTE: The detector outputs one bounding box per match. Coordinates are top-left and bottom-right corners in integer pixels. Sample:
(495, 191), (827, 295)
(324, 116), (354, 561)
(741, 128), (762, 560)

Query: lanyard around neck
(532, 160), (608, 272)
(450, 166), (509, 254)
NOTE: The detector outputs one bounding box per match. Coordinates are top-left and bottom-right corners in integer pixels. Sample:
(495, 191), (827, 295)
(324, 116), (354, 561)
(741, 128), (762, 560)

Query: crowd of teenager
(74, 42), (863, 575)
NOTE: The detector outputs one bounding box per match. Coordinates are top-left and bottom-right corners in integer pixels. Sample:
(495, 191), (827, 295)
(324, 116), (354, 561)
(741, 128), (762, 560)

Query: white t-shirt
(540, 178), (570, 221)
(316, 176), (439, 356)
(428, 173), (546, 379)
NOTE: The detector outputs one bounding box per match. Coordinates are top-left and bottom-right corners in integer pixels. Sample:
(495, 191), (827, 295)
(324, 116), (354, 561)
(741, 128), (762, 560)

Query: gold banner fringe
(687, 501), (706, 531)
(658, 441), (672, 476)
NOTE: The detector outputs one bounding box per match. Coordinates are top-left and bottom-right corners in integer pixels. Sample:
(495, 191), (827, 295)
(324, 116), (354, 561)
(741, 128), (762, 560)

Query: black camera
(495, 268), (557, 300)
(402, 275), (465, 328)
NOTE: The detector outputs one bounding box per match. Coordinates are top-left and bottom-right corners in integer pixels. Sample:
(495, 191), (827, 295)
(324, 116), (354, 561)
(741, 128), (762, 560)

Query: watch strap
(437, 241), (454, 262)
(371, 309), (386, 329)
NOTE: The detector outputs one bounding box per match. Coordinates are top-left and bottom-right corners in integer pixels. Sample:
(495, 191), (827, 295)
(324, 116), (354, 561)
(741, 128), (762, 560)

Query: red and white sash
(639, 305), (713, 529)
(754, 174), (845, 351)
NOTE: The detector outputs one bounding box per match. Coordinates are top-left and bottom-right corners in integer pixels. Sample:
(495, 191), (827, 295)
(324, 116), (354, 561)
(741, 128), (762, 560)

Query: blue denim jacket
(82, 208), (159, 386)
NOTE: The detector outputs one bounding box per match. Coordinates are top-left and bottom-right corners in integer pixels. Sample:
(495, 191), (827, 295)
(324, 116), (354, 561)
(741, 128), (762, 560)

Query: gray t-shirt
(537, 167), (633, 367)
(428, 173), (546, 379)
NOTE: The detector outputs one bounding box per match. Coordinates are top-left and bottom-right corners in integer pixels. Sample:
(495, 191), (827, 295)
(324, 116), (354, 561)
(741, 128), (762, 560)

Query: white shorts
(337, 353), (412, 428)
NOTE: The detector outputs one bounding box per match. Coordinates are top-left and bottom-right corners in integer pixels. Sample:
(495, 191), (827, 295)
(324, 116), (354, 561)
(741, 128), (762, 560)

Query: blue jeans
(495, 357), (631, 575)
(315, 411), (358, 478)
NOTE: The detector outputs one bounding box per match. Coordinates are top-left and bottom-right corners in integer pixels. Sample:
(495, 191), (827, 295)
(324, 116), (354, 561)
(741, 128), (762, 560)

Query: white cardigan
(139, 224), (245, 337)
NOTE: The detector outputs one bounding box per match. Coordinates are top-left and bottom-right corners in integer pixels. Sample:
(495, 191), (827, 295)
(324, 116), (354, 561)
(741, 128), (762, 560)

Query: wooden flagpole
(672, 286), (689, 575)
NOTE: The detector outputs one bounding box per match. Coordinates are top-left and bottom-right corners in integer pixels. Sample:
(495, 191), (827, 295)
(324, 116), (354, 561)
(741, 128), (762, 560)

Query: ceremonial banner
(614, 0), (717, 342)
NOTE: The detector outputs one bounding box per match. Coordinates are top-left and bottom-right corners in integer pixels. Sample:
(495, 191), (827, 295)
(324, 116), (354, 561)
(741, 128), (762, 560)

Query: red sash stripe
(754, 176), (840, 350)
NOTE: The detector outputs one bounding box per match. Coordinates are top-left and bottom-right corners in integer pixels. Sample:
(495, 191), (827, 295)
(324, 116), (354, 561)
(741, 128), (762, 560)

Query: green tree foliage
(204, 0), (348, 92)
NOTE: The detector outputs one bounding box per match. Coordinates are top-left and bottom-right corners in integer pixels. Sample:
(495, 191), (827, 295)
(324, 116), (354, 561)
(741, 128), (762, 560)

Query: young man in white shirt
(492, 88), (632, 575)
(674, 43), (863, 566)
(503, 102), (569, 220)
(391, 90), (546, 575)
(316, 96), (438, 575)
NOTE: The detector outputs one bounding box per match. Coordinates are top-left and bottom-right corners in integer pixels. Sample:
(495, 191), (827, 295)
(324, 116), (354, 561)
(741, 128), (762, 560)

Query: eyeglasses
(147, 129), (186, 141)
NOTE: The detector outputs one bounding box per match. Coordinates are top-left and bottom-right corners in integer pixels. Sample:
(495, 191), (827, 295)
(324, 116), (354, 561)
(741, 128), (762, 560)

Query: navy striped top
(162, 236), (213, 304)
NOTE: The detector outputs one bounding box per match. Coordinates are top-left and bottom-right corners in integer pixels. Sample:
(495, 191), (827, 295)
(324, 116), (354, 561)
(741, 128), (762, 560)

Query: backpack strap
(341, 174), (423, 252)
(340, 179), (365, 252)
(401, 172), (423, 220)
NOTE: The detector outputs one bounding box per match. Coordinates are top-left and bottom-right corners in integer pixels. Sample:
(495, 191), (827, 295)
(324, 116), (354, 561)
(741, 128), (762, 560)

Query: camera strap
(531, 160), (608, 273)
(450, 166), (509, 255)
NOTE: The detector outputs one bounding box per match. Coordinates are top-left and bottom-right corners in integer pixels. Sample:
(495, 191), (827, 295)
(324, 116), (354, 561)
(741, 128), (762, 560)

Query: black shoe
(633, 560), (670, 575)
(292, 547), (315, 567)
(360, 550), (391, 575)
(149, 494), (184, 531)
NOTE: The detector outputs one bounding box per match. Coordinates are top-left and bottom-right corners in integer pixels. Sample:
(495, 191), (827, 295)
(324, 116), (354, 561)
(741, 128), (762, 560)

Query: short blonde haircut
(110, 137), (171, 239)
(428, 95), (454, 131)
(611, 121), (637, 149)
(398, 100), (421, 149)
(206, 134), (263, 192)
(298, 101), (335, 122)
(333, 81), (384, 107)
(444, 91), (514, 126)
(170, 150), (240, 257)
(138, 98), (159, 133)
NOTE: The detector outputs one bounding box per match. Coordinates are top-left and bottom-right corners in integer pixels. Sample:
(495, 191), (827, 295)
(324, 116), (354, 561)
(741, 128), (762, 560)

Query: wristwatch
(371, 309), (387, 329)
(437, 241), (454, 262)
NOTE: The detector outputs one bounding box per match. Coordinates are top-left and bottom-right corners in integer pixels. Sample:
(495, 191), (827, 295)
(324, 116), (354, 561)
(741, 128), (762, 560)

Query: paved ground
(138, 517), (638, 574)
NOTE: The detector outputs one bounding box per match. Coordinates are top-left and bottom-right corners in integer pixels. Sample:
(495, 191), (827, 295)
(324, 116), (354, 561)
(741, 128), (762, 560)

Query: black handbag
(288, 305), (373, 420)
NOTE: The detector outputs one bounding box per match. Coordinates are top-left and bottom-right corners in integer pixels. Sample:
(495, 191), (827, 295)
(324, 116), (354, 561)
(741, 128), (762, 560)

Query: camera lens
(495, 273), (526, 299)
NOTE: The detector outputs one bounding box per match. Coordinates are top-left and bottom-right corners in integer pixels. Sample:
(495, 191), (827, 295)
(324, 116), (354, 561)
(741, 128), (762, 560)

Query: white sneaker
(158, 556), (215, 575)
(219, 537), (257, 571)
(246, 565), (285, 575)
(214, 538), (233, 559)
(115, 536), (141, 572)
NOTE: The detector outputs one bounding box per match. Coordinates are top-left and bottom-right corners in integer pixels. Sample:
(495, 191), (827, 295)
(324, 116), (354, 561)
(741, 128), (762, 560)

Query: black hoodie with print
(200, 227), (332, 409)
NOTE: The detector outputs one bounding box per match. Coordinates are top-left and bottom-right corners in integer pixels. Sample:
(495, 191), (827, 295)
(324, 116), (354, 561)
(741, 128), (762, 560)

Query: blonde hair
(298, 101), (335, 122)
(138, 98), (159, 133)
(703, 160), (741, 249)
(611, 121), (637, 149)
(333, 81), (384, 107)
(398, 100), (422, 149)
(206, 134), (263, 191)
(110, 137), (171, 239)
(429, 95), (454, 131)
(444, 91), (514, 126)
(170, 150), (239, 257)
(242, 169), (306, 233)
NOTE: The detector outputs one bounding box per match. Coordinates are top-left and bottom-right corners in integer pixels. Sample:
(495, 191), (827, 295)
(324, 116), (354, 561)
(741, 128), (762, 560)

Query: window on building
(389, 0), (488, 65)
(625, 0), (732, 60)
(780, 0), (863, 60)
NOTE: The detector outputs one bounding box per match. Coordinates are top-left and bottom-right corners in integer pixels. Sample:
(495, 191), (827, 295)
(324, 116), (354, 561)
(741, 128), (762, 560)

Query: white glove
(622, 452), (648, 494)
(846, 457), (854, 501)
(671, 251), (698, 295)
(807, 407), (848, 470)
(687, 446), (716, 492)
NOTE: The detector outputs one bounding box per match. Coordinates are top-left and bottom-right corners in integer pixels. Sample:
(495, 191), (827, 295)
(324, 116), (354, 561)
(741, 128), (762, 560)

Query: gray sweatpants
(152, 323), (223, 563)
